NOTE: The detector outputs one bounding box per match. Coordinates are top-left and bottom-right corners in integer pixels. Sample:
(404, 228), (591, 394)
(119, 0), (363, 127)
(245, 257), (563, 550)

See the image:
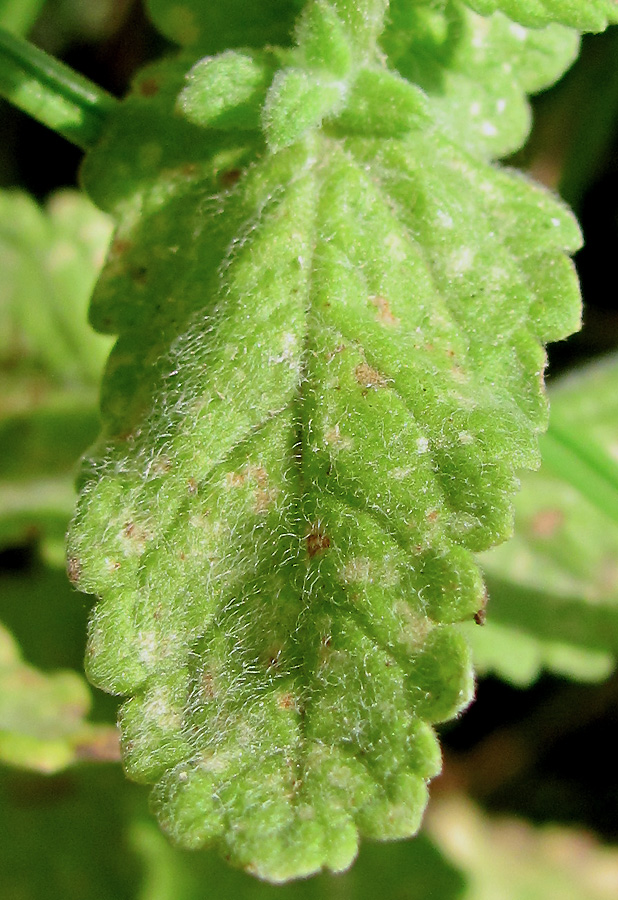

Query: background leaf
(429, 796), (618, 900)
(468, 355), (618, 685)
(0, 619), (118, 773)
(0, 189), (112, 559)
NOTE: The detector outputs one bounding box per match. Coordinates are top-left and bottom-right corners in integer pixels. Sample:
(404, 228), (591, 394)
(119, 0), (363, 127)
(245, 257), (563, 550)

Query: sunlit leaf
(464, 0), (618, 31)
(69, 0), (582, 881)
(382, 1), (579, 159)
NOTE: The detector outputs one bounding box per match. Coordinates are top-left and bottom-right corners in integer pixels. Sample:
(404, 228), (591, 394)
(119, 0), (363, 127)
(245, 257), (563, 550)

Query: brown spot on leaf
(306, 527), (331, 558)
(265, 644), (283, 670)
(122, 521), (151, 553)
(201, 669), (217, 699)
(219, 168), (242, 187)
(426, 509), (440, 523)
(187, 477), (198, 494)
(530, 508), (565, 539)
(138, 77), (160, 97)
(67, 557), (81, 585)
(370, 294), (400, 327)
(355, 362), (388, 388)
(325, 344), (346, 362)
(474, 586), (489, 625)
(277, 692), (296, 710)
(110, 238), (133, 257)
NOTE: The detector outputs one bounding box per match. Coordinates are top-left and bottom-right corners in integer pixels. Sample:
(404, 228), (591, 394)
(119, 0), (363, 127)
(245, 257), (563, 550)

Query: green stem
(0, 28), (117, 149)
(540, 422), (618, 527)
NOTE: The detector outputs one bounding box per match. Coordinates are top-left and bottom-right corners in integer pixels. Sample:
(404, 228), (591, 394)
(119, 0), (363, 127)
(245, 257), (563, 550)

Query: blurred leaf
(461, 617), (614, 687)
(0, 620), (119, 773)
(145, 0), (304, 52)
(472, 356), (618, 684)
(0, 189), (112, 555)
(429, 796), (618, 900)
(131, 819), (465, 900)
(0, 188), (113, 389)
(0, 0), (46, 35)
(0, 766), (142, 900)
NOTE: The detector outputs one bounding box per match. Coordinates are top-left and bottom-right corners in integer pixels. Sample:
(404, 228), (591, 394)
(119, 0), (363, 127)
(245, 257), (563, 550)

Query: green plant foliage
(429, 796), (618, 900)
(132, 819), (465, 900)
(64, 0), (587, 881)
(0, 767), (143, 900)
(0, 620), (118, 773)
(467, 355), (618, 685)
(465, 0), (618, 31)
(0, 0), (45, 35)
(145, 0), (305, 52)
(0, 189), (112, 558)
(382, 1), (580, 160)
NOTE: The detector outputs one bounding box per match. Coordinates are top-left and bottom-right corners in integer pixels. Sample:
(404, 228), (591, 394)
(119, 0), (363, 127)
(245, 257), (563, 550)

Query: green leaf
(0, 189), (112, 556)
(0, 620), (118, 773)
(382, 1), (579, 160)
(473, 356), (618, 685)
(69, 2), (582, 882)
(145, 0), (305, 52)
(0, 0), (45, 35)
(463, 0), (618, 30)
(0, 189), (113, 388)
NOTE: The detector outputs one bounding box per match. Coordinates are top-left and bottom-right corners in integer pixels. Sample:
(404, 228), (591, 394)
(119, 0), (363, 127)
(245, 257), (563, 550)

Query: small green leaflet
(465, 0), (618, 30)
(69, 0), (582, 882)
(382, 1), (579, 160)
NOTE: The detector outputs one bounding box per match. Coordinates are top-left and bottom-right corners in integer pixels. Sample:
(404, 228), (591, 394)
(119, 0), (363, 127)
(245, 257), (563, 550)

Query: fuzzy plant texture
(66, 0), (617, 884)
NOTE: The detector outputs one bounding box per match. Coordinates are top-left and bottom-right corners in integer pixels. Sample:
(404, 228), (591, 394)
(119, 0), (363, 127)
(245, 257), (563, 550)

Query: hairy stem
(0, 27), (117, 149)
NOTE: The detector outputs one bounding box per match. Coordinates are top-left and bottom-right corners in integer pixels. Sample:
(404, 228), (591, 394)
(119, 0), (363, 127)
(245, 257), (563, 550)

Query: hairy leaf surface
(469, 355), (618, 685)
(464, 0), (618, 30)
(69, 0), (582, 882)
(382, 1), (579, 159)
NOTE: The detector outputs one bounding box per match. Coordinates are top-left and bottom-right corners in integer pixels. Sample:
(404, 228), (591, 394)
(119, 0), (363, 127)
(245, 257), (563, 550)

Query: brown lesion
(226, 465), (278, 512)
(369, 294), (400, 327)
(219, 168), (242, 188)
(66, 557), (81, 586)
(354, 362), (388, 389)
(306, 526), (331, 558)
(121, 520), (151, 554)
(474, 586), (489, 625)
(137, 77), (160, 97)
